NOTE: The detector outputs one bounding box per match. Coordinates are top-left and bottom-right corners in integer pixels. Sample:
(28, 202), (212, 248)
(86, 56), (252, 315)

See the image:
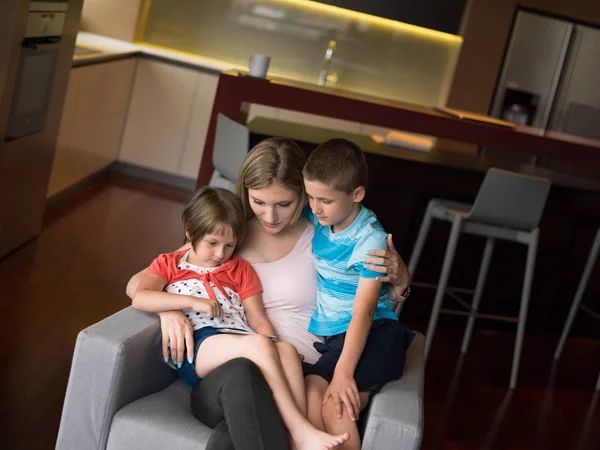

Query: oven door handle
(22, 41), (61, 51)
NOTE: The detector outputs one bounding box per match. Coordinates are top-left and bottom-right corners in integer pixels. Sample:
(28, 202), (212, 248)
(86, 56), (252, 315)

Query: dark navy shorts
(303, 319), (415, 394)
(177, 327), (221, 387)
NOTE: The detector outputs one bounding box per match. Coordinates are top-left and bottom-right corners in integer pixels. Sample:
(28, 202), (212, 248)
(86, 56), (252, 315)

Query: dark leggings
(190, 358), (288, 450)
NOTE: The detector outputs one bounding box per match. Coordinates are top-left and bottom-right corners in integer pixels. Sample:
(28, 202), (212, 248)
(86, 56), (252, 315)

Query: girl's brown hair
(236, 138), (307, 223)
(182, 187), (246, 249)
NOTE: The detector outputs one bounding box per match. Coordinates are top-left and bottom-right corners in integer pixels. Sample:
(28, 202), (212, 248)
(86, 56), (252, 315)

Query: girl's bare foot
(295, 428), (350, 450)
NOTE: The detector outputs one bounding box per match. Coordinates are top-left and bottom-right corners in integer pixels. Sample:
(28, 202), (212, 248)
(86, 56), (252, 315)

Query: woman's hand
(365, 234), (410, 303)
(158, 310), (194, 367)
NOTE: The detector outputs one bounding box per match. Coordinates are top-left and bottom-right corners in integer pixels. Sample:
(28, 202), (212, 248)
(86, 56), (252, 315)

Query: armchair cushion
(361, 332), (424, 450)
(106, 379), (212, 450)
(56, 307), (178, 450)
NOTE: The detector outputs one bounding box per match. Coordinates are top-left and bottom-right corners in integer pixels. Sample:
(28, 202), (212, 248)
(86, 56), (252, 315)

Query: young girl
(132, 187), (349, 450)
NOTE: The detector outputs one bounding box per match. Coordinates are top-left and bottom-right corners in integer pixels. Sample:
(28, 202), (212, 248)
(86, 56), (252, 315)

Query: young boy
(302, 138), (414, 448)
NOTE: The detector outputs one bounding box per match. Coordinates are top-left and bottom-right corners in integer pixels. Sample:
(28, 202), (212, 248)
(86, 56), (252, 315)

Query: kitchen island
(197, 71), (600, 187)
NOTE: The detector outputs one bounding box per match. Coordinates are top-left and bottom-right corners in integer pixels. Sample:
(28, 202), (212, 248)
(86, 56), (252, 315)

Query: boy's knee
(320, 396), (341, 420)
(305, 374), (328, 392)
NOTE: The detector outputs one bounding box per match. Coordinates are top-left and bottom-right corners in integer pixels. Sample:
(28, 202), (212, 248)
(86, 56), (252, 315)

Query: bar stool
(408, 168), (551, 389)
(208, 113), (250, 191)
(553, 227), (600, 390)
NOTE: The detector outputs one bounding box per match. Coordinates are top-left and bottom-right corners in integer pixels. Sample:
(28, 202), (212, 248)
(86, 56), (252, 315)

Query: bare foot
(294, 429), (350, 450)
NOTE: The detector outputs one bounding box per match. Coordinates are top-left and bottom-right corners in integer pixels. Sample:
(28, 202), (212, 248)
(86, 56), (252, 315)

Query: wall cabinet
(316, 0), (467, 35)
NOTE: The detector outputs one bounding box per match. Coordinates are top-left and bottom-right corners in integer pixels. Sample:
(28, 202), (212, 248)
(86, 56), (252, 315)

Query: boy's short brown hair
(182, 187), (246, 249)
(302, 138), (368, 193)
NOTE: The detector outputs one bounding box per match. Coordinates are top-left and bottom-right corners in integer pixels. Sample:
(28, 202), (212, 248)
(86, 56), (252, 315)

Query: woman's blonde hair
(182, 187), (246, 249)
(236, 138), (307, 223)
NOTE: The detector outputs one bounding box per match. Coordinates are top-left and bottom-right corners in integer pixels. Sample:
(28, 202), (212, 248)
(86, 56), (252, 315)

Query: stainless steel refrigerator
(487, 10), (600, 159)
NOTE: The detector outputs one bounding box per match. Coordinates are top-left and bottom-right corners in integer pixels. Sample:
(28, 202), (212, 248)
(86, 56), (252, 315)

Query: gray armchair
(56, 306), (424, 450)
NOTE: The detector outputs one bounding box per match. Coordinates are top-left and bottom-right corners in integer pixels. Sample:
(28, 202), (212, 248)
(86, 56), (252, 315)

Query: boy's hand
(323, 371), (361, 421)
(189, 297), (222, 322)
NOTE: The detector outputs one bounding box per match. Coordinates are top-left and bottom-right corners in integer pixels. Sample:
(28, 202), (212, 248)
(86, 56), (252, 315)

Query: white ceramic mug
(248, 54), (271, 78)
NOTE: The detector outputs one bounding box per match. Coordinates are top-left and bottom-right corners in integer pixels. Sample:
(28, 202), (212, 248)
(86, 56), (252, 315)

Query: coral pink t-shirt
(147, 250), (262, 332)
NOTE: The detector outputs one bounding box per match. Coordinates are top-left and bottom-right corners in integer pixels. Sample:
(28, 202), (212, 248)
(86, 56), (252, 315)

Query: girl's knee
(275, 341), (294, 351)
(247, 334), (277, 355)
(276, 341), (299, 359)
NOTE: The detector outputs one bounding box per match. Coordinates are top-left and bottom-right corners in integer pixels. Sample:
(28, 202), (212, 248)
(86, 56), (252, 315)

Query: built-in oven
(6, 1), (68, 141)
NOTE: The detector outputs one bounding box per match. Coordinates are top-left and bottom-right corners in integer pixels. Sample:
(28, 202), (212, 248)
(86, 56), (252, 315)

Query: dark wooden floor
(1, 174), (599, 450)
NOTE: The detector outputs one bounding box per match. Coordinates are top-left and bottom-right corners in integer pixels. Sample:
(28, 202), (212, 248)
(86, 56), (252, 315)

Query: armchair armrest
(361, 332), (425, 450)
(56, 307), (178, 450)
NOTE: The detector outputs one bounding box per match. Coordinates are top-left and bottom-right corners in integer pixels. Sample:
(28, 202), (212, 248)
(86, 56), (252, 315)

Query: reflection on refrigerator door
(490, 10), (573, 130)
(547, 25), (600, 141)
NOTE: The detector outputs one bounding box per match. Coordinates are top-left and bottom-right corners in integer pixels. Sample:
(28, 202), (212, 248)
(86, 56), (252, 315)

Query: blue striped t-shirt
(304, 206), (398, 336)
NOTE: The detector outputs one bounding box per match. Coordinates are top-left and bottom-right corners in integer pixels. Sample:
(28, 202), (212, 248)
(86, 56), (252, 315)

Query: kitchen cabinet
(119, 59), (198, 175)
(317, 0), (467, 35)
(48, 58), (136, 197)
(178, 71), (219, 179)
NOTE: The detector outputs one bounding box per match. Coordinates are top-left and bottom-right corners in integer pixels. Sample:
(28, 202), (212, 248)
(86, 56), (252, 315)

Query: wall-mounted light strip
(278, 0), (463, 43)
(134, 0), (153, 42)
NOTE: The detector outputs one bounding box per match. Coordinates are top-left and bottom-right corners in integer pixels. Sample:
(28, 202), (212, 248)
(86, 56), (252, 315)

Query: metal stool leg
(425, 216), (463, 361)
(461, 238), (495, 354)
(510, 228), (539, 389)
(408, 201), (435, 276)
(554, 228), (600, 360)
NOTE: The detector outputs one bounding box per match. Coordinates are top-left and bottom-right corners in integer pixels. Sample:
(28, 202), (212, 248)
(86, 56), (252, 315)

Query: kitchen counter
(73, 32), (239, 74)
(72, 33), (138, 67)
(197, 72), (600, 186)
